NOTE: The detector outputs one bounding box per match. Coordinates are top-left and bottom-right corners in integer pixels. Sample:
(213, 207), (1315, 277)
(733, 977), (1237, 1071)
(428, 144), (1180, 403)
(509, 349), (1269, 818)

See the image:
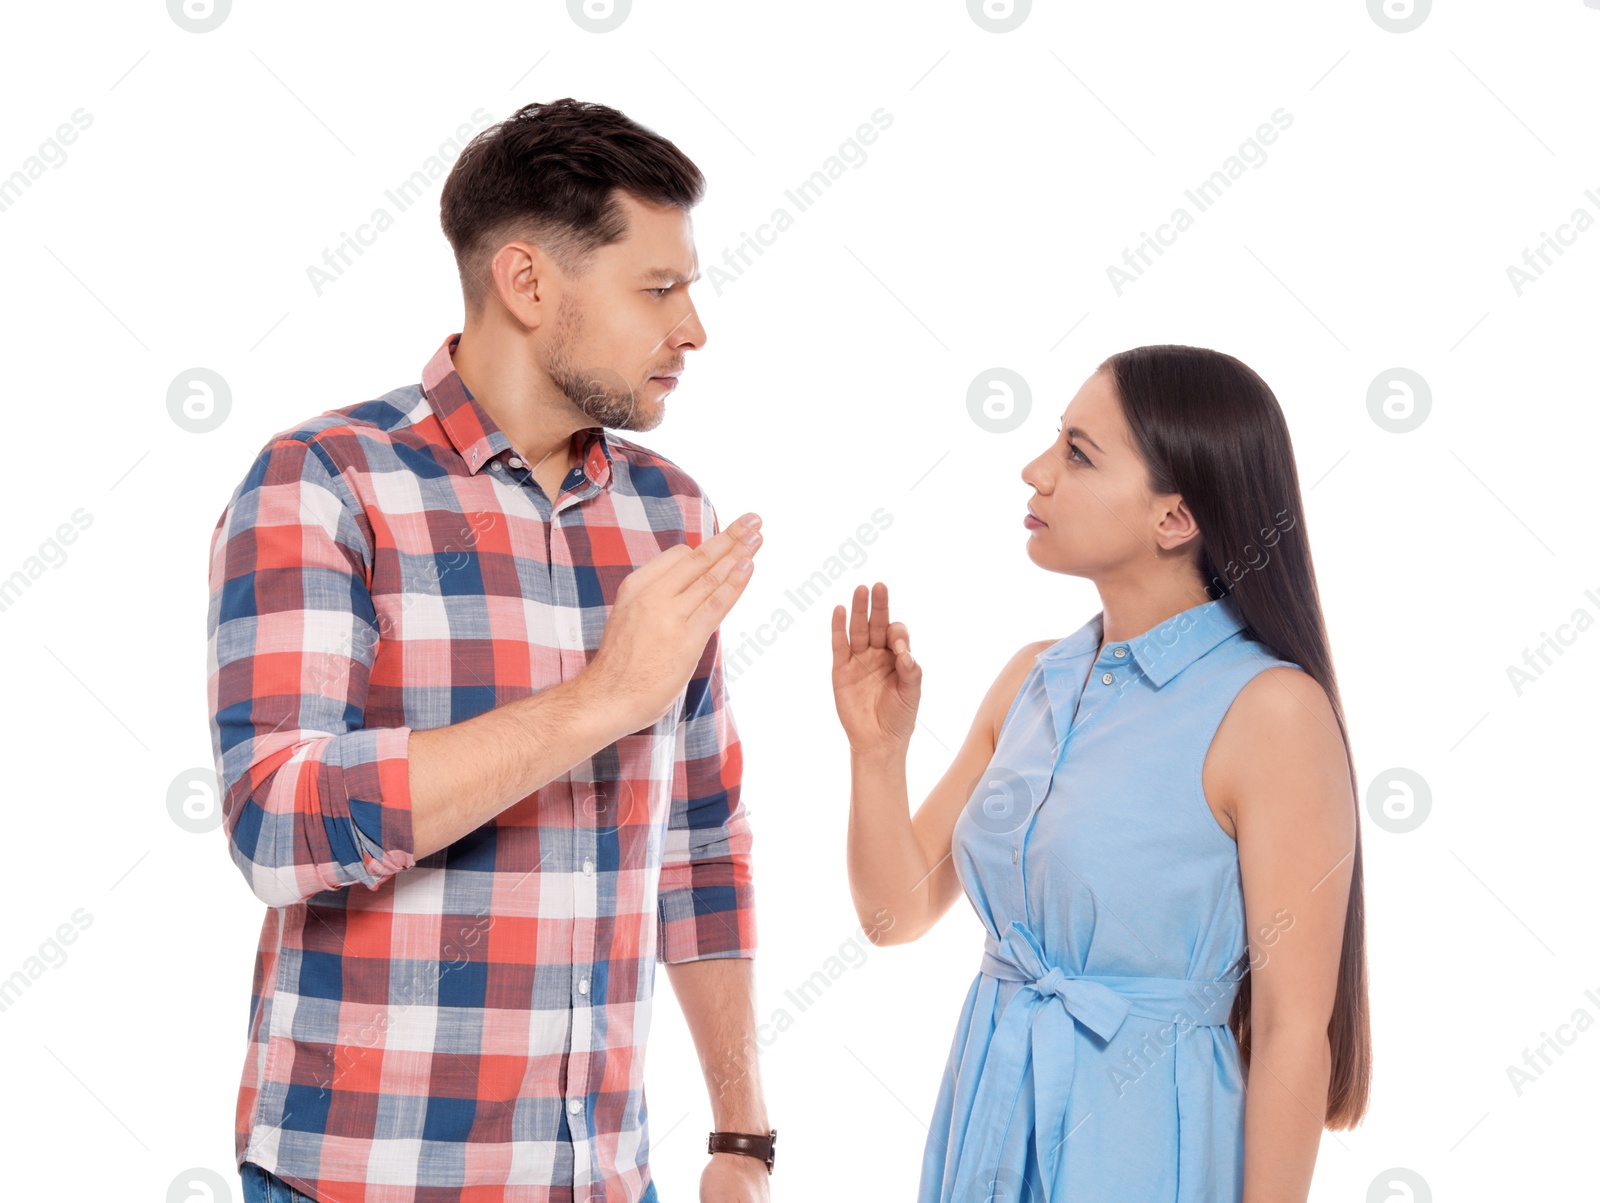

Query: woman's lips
(1024, 512), (1046, 529)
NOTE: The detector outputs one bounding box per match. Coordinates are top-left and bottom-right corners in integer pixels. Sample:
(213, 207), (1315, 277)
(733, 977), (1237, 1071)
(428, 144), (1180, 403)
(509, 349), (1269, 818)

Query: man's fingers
(685, 530), (756, 621)
(661, 512), (762, 596)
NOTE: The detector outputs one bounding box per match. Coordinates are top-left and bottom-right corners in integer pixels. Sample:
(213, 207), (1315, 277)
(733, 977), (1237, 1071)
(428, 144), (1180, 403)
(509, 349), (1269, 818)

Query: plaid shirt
(205, 333), (757, 1203)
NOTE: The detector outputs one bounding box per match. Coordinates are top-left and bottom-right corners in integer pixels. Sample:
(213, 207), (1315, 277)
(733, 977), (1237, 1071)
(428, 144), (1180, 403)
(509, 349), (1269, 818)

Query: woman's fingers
(830, 603), (851, 670)
(842, 583), (906, 660)
(848, 583), (870, 656)
(887, 620), (909, 656)
(868, 581), (890, 649)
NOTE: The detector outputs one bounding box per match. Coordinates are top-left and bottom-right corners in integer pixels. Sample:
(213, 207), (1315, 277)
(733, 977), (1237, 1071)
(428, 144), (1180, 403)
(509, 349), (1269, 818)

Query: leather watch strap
(706, 1128), (777, 1172)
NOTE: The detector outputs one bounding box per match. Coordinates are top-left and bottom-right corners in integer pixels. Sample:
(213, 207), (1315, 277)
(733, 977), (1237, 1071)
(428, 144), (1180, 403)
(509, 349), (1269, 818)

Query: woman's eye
(1056, 427), (1089, 464)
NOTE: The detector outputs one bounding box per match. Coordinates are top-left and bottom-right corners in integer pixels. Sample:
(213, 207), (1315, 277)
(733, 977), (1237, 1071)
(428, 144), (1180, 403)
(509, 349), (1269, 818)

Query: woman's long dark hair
(1098, 344), (1371, 1130)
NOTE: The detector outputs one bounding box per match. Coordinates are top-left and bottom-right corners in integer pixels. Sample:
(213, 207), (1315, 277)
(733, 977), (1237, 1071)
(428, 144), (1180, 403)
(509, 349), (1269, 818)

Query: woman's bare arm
(1207, 665), (1356, 1203)
(851, 640), (1049, 945)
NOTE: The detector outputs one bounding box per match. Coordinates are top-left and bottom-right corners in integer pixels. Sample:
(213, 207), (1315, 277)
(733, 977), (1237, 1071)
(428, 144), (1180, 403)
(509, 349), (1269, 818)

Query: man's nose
(674, 303), (707, 350)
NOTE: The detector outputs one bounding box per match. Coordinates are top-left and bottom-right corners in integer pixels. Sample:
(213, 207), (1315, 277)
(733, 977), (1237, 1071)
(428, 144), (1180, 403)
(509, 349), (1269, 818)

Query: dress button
(1113, 646), (1127, 658)
(1101, 671), (1114, 684)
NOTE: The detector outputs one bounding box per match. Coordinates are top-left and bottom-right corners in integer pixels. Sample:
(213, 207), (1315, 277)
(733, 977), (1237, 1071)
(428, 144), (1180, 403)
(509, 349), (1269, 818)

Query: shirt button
(567, 1098), (583, 1114)
(578, 978), (588, 994)
(583, 859), (595, 876)
(1113, 646), (1127, 658)
(1101, 671), (1114, 684)
(490, 461), (502, 471)
(507, 456), (524, 469)
(1012, 848), (1019, 864)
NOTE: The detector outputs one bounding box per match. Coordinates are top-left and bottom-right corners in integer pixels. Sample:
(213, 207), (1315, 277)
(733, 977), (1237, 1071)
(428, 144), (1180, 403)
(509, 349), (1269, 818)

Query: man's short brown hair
(440, 97), (705, 313)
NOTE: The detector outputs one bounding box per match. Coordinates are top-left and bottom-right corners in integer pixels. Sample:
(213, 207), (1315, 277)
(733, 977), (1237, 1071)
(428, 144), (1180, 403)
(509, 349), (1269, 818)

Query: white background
(1, 1), (1596, 1199)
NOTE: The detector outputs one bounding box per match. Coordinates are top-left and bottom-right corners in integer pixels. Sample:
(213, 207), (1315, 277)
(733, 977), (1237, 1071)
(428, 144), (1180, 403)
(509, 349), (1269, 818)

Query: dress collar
(1038, 594), (1248, 689)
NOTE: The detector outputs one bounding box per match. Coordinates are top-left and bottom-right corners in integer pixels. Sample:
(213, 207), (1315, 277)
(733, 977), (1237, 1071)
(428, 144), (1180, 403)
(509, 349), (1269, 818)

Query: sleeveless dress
(917, 594), (1301, 1202)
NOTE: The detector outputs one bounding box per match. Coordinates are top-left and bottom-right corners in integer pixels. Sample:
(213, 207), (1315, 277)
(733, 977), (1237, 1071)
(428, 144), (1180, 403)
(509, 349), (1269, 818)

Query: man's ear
(488, 240), (556, 332)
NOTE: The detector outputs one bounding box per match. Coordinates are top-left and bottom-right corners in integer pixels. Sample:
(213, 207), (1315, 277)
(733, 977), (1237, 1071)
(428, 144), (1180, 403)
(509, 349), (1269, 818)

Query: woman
(833, 345), (1370, 1201)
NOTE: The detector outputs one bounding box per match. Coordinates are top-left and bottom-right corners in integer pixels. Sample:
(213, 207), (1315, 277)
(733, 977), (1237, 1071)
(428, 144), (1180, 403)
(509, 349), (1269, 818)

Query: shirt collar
(421, 332), (614, 487)
(1039, 594), (1248, 689)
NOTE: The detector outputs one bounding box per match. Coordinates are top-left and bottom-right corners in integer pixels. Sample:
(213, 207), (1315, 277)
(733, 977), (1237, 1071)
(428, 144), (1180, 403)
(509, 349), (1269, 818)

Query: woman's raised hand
(830, 581), (922, 757)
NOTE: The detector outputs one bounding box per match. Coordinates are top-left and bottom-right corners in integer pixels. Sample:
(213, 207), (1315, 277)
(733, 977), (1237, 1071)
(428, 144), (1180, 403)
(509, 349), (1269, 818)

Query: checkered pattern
(205, 333), (756, 1202)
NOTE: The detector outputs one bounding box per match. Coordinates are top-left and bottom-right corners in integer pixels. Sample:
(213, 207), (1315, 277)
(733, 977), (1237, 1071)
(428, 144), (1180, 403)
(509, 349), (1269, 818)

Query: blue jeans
(238, 1164), (314, 1203)
(240, 1161), (660, 1202)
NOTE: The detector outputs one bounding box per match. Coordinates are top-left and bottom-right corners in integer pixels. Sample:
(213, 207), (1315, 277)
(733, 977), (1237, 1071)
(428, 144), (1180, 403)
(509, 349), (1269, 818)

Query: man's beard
(543, 298), (665, 432)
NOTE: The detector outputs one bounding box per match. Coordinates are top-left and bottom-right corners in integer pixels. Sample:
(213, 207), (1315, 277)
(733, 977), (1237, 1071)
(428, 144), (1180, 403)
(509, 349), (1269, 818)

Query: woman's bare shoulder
(1208, 665), (1346, 816)
(985, 639), (1057, 742)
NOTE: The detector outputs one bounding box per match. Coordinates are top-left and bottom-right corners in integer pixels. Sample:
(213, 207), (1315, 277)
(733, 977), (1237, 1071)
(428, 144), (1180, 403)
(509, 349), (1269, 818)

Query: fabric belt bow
(947, 919), (1240, 1200)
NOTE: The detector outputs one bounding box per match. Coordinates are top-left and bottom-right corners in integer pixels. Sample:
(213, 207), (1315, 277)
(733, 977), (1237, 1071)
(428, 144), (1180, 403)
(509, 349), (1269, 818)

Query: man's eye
(646, 287), (671, 298)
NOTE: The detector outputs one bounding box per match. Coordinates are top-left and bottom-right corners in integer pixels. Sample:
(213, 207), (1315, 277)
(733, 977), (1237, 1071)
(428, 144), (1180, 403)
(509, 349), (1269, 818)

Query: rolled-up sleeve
(206, 434), (415, 908)
(656, 500), (757, 963)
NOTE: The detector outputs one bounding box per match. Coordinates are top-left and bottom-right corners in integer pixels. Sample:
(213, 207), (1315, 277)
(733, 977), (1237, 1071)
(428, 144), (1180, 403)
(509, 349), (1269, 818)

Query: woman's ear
(1151, 494), (1201, 553)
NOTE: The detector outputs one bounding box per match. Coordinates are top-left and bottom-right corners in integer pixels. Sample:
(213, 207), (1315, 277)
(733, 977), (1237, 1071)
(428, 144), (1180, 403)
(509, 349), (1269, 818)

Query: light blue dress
(918, 594), (1300, 1202)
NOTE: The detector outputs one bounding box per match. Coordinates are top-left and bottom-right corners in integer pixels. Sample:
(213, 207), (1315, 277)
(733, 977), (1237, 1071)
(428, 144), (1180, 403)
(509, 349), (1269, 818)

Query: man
(206, 97), (774, 1203)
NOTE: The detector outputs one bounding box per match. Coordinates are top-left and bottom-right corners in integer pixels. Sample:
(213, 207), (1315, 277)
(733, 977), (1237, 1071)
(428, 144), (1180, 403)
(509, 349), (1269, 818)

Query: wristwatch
(707, 1128), (777, 1173)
